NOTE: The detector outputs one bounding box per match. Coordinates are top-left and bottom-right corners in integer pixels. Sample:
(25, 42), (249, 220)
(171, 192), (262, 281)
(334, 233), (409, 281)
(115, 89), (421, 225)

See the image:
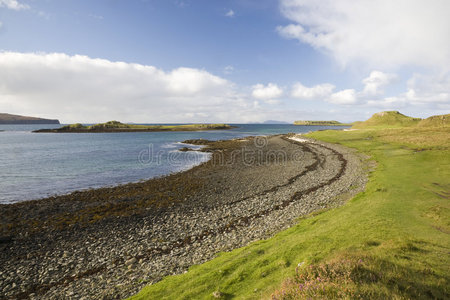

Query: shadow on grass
(271, 252), (449, 299)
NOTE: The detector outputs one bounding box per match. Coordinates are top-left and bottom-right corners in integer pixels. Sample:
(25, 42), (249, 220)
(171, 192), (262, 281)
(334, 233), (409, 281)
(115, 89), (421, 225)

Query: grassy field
(129, 125), (449, 299)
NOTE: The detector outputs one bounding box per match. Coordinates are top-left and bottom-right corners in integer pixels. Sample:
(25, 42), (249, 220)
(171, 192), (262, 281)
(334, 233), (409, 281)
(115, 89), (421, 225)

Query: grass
(129, 126), (449, 299)
(418, 114), (450, 128)
(352, 111), (422, 129)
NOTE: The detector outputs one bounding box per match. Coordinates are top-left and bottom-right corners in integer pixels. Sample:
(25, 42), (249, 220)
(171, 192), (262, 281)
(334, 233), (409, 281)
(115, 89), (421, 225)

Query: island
(293, 120), (351, 126)
(33, 120), (235, 133)
(0, 113), (60, 124)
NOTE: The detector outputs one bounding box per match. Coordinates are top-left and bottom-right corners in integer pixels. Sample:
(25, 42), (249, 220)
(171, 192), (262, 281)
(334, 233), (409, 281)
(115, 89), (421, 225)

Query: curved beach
(0, 134), (367, 299)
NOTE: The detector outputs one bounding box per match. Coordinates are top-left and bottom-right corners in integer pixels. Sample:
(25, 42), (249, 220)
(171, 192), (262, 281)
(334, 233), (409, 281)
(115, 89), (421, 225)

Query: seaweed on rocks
(0, 134), (367, 300)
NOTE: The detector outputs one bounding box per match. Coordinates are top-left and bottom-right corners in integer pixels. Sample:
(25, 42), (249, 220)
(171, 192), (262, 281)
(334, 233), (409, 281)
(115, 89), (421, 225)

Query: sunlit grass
(129, 126), (450, 299)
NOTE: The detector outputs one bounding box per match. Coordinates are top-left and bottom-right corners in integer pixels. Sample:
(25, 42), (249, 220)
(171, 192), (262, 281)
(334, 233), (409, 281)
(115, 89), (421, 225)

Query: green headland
(293, 120), (351, 126)
(0, 113), (60, 124)
(33, 121), (235, 133)
(352, 111), (422, 128)
(130, 111), (449, 299)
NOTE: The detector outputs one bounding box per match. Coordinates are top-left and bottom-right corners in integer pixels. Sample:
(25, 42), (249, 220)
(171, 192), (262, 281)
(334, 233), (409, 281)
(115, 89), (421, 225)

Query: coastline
(0, 134), (367, 299)
(32, 122), (236, 133)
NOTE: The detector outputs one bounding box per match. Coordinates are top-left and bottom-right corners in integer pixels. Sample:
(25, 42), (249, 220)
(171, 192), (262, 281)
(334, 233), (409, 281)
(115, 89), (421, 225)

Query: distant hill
(352, 111), (421, 128)
(0, 113), (60, 124)
(417, 114), (450, 127)
(34, 121), (234, 133)
(294, 120), (350, 126)
(262, 120), (290, 124)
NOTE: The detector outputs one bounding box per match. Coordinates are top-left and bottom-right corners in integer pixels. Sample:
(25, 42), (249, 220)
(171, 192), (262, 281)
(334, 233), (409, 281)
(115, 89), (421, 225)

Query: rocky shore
(0, 134), (368, 299)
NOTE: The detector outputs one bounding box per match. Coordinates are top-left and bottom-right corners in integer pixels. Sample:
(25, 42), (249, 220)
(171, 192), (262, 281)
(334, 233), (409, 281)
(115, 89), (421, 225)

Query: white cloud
(0, 52), (260, 123)
(278, 0), (450, 69)
(224, 65), (234, 74)
(277, 24), (304, 40)
(88, 13), (104, 20)
(252, 83), (283, 100)
(0, 0), (29, 10)
(265, 99), (281, 105)
(290, 70), (448, 111)
(225, 9), (235, 17)
(362, 71), (397, 96)
(327, 89), (357, 105)
(364, 72), (450, 109)
(404, 72), (450, 104)
(0, 53), (446, 124)
(366, 97), (406, 109)
(291, 82), (335, 99)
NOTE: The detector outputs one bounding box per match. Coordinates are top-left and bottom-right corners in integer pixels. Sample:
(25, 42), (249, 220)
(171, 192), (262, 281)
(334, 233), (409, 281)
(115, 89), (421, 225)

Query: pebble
(0, 135), (367, 299)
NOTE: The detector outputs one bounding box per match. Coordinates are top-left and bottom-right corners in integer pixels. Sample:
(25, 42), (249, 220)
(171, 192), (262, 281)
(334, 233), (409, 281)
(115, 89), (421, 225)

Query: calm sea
(0, 124), (348, 204)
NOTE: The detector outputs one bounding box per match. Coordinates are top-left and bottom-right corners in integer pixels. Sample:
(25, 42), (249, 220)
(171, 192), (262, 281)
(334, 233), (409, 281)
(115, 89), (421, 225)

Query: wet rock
(0, 135), (367, 300)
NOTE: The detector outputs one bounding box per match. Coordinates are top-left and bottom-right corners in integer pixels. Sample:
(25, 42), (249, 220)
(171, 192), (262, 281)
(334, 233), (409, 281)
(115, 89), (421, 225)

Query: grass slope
(418, 114), (450, 128)
(353, 111), (421, 129)
(129, 126), (449, 299)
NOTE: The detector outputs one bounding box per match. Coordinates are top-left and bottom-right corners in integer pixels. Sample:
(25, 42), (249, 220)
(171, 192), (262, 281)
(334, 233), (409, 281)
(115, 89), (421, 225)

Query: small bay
(0, 124), (347, 203)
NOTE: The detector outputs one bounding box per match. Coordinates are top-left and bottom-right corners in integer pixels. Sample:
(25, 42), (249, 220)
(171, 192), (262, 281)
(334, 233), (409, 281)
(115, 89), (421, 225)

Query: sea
(0, 124), (348, 204)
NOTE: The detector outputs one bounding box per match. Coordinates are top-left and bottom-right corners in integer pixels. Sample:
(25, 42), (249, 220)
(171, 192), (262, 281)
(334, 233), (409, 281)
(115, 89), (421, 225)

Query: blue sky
(0, 0), (449, 123)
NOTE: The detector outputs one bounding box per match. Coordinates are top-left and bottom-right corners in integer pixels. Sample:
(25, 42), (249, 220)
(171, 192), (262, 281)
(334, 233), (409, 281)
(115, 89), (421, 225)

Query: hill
(34, 121), (234, 133)
(0, 113), (60, 124)
(262, 120), (290, 124)
(294, 120), (350, 126)
(352, 111), (421, 128)
(417, 113), (450, 127)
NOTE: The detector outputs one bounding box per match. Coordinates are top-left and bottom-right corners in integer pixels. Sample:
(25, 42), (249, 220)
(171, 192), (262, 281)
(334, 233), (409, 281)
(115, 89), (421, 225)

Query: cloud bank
(252, 83), (283, 100)
(362, 71), (397, 96)
(291, 82), (335, 100)
(278, 0), (450, 69)
(0, 52), (262, 123)
(225, 9), (234, 17)
(278, 1), (449, 115)
(0, 0), (29, 10)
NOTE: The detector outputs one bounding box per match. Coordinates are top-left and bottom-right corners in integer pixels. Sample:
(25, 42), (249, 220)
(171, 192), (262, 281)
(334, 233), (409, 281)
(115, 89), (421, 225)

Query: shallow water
(0, 124), (348, 203)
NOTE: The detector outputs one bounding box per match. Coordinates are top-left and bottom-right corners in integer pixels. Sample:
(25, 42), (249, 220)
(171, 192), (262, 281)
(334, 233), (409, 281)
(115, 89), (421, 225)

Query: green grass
(353, 111), (422, 129)
(129, 126), (449, 299)
(418, 114), (450, 128)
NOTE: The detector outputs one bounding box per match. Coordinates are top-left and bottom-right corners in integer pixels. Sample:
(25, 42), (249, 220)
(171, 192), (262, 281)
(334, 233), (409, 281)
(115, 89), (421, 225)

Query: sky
(0, 0), (449, 123)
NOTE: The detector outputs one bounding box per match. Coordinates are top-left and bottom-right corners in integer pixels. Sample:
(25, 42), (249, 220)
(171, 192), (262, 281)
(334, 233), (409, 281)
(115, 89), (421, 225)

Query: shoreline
(0, 145), (212, 206)
(32, 122), (236, 133)
(0, 134), (367, 299)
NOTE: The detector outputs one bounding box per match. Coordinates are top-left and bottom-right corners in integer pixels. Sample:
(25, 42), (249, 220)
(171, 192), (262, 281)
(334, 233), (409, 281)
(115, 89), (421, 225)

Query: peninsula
(293, 120), (351, 126)
(0, 113), (60, 124)
(33, 120), (235, 133)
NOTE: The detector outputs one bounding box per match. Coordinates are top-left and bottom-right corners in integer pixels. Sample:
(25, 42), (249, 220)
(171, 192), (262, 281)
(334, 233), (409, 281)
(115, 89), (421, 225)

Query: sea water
(0, 124), (348, 203)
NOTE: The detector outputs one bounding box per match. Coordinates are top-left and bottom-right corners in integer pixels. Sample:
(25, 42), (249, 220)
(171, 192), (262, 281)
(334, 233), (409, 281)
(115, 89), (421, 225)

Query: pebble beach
(0, 134), (367, 299)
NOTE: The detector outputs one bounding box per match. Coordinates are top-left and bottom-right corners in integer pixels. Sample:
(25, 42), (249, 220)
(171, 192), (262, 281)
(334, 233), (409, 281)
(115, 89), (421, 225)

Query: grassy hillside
(352, 111), (421, 128)
(34, 121), (234, 132)
(417, 114), (450, 127)
(129, 124), (449, 299)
